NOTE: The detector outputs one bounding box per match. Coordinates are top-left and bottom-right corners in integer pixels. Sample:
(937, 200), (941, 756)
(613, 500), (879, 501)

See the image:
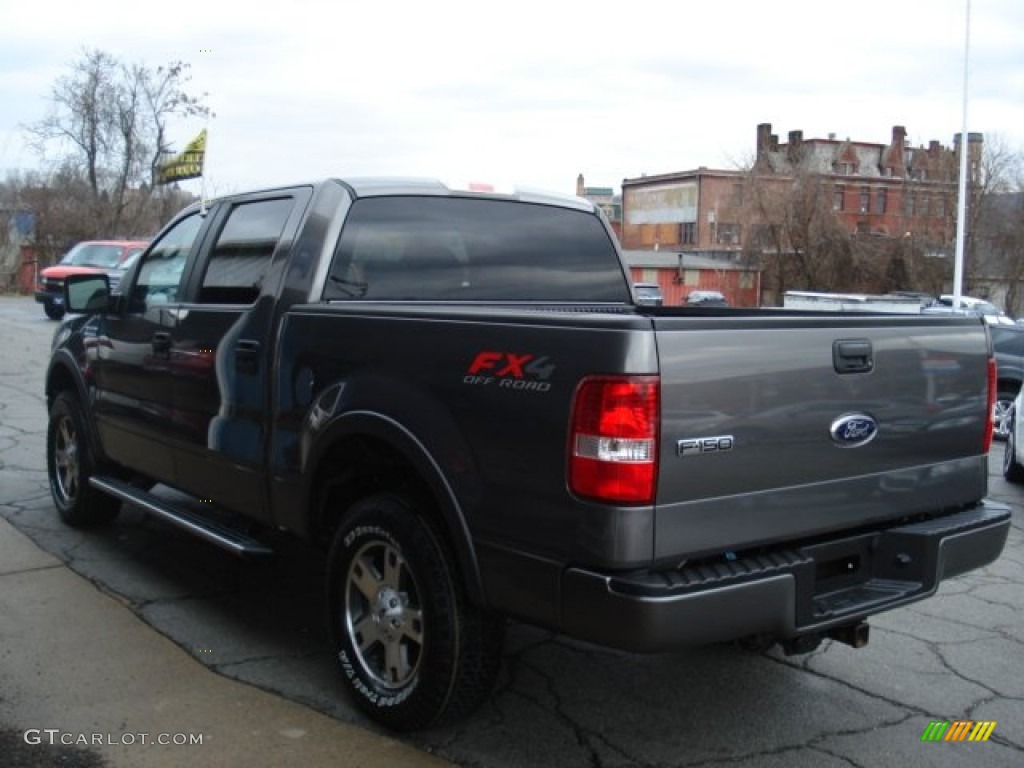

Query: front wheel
(47, 391), (120, 526)
(326, 493), (503, 730)
(44, 301), (65, 320)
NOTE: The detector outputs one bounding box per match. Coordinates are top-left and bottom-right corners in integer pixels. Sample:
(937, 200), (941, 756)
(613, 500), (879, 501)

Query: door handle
(151, 331), (172, 355)
(235, 340), (260, 375)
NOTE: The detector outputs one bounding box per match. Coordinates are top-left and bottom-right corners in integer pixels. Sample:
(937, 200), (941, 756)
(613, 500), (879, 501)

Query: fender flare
(45, 349), (110, 466)
(303, 410), (487, 608)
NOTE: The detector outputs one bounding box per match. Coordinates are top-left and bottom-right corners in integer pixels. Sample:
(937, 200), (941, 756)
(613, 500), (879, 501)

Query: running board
(90, 476), (274, 557)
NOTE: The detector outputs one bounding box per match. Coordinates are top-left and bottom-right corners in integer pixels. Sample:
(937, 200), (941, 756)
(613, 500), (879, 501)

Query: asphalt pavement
(1, 294), (1023, 768)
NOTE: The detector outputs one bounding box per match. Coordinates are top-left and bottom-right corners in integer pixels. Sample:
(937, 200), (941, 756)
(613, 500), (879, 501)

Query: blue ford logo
(830, 413), (878, 447)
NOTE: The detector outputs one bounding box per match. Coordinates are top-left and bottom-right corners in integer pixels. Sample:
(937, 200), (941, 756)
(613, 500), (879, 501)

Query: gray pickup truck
(47, 178), (1010, 730)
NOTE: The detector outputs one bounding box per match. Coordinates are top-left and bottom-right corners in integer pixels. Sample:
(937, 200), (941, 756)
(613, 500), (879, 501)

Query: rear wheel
(47, 391), (119, 526)
(1003, 410), (1024, 483)
(326, 493), (503, 730)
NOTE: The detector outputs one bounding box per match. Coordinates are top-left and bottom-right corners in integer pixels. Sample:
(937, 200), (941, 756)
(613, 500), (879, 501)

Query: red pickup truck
(35, 239), (147, 319)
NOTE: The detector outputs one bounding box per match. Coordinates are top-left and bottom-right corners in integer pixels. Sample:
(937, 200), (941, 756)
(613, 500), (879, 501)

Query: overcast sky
(2, 0), (1022, 198)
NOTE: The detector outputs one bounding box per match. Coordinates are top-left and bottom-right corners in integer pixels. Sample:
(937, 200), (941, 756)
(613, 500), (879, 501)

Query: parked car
(35, 240), (148, 319)
(922, 295), (1015, 326)
(684, 289), (728, 307)
(991, 324), (1024, 440)
(1002, 388), (1024, 482)
(633, 282), (664, 306)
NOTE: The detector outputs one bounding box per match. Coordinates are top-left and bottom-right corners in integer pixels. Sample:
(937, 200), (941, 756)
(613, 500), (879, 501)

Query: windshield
(60, 243), (125, 268)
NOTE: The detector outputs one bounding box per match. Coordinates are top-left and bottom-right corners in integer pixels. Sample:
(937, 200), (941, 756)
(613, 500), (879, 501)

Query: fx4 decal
(464, 351), (556, 392)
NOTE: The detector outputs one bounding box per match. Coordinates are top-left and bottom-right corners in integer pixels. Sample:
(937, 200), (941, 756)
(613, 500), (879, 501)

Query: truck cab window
(199, 197), (294, 304)
(132, 212), (203, 309)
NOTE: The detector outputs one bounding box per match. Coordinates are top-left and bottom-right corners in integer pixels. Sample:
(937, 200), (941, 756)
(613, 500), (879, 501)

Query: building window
(935, 197), (946, 218)
(859, 187), (870, 213)
(740, 272), (754, 289)
(732, 184), (744, 206)
(716, 223), (741, 246)
(680, 222), (696, 245)
(684, 269), (700, 286)
(837, 162), (855, 175)
(919, 197), (929, 217)
(833, 186), (845, 211)
(857, 221), (870, 234)
(904, 193), (915, 217)
(875, 188), (887, 214)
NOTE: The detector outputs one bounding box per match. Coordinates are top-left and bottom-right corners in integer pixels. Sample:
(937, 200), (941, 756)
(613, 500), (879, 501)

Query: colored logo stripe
(920, 720), (996, 742)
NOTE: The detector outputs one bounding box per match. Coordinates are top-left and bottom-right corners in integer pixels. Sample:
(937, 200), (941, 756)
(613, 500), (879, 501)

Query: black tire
(1003, 412), (1024, 483)
(46, 391), (120, 527)
(44, 301), (65, 320)
(326, 493), (503, 731)
(993, 390), (1016, 442)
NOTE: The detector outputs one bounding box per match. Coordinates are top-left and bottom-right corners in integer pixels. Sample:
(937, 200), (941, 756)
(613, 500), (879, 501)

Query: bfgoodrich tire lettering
(46, 391), (120, 527)
(327, 493), (503, 730)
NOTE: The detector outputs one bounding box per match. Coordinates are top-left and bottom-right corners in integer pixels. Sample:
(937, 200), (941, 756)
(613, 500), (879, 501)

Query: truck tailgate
(653, 314), (991, 561)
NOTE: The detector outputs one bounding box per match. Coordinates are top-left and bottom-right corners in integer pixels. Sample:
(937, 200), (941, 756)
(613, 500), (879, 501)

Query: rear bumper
(560, 500), (1011, 652)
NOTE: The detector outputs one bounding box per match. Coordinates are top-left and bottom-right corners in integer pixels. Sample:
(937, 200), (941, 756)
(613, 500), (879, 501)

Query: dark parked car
(990, 325), (1024, 440)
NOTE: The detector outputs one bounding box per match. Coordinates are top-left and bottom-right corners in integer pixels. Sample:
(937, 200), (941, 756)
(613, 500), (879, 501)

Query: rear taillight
(984, 356), (997, 453)
(569, 375), (659, 504)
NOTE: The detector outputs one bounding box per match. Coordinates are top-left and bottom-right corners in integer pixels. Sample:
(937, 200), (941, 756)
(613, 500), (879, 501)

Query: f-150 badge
(830, 413), (878, 447)
(677, 435), (734, 456)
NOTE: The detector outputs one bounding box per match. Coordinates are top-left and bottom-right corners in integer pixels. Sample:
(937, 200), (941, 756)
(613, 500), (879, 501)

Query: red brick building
(618, 124), (982, 305)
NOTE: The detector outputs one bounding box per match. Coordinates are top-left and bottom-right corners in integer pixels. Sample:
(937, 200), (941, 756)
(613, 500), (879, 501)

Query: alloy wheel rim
(994, 400), (1013, 438)
(53, 415), (79, 504)
(344, 540), (424, 689)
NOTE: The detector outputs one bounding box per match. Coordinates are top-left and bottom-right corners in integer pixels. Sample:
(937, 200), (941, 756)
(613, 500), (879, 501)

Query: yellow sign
(157, 129), (206, 184)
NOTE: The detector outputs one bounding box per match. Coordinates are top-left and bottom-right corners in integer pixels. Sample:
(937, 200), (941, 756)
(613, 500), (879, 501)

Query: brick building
(618, 124), (983, 305)
(576, 174), (621, 238)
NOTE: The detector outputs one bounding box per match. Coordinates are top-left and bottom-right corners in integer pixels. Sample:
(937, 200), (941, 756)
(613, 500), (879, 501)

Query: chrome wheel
(345, 539), (424, 689)
(52, 413), (80, 505)
(994, 395), (1014, 441)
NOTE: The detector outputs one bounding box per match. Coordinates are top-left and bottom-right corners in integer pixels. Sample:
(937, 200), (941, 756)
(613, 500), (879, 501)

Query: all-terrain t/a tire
(327, 493), (504, 731)
(46, 391), (120, 527)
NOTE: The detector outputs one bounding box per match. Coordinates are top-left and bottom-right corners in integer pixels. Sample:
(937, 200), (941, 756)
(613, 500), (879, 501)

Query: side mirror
(65, 273), (111, 314)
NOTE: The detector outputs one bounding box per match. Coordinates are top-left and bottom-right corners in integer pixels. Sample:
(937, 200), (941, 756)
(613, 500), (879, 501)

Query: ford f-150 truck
(47, 178), (1010, 731)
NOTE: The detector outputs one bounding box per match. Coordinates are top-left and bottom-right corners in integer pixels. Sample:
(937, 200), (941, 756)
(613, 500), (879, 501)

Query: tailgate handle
(833, 339), (874, 374)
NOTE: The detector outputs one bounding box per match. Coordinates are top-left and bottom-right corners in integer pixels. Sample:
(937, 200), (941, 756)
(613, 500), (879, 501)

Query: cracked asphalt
(1, 294), (1021, 767)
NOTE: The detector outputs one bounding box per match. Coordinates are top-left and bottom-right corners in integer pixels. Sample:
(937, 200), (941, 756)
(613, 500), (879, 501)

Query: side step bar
(90, 476), (274, 558)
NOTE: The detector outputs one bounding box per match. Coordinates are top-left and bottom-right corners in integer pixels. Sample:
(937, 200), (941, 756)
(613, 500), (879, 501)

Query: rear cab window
(323, 196), (629, 303)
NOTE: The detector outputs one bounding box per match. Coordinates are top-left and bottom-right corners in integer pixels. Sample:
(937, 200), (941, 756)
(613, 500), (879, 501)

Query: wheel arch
(304, 411), (487, 608)
(45, 353), (109, 463)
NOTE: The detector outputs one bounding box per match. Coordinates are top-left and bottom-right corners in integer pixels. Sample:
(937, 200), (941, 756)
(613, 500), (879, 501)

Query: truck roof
(186, 177), (597, 215)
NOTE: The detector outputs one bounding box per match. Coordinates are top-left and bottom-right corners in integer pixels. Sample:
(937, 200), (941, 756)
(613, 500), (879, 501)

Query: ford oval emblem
(830, 413), (879, 447)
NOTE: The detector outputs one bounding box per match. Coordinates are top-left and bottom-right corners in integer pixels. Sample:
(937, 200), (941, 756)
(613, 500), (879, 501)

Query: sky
(1, 0), (1023, 199)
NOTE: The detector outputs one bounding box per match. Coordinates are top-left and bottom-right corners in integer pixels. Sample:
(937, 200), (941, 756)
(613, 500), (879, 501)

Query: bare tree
(24, 48), (209, 238)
